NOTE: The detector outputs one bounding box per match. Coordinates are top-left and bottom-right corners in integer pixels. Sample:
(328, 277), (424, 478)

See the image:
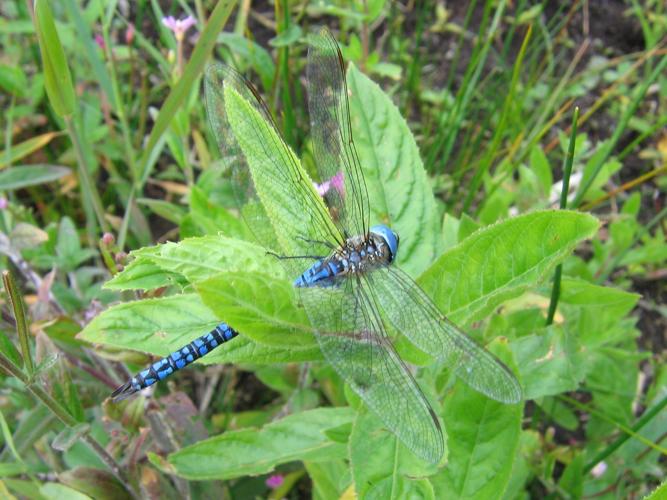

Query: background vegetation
(0, 0), (665, 498)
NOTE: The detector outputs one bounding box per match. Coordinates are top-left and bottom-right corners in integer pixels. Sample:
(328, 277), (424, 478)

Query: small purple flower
(590, 461), (607, 478)
(0, 197), (8, 210)
(266, 474), (284, 489)
(314, 171), (345, 197)
(162, 15), (197, 41)
(94, 34), (105, 50)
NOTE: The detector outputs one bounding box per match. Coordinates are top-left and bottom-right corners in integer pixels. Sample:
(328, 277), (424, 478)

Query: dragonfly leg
(265, 251), (324, 260)
(295, 235), (337, 250)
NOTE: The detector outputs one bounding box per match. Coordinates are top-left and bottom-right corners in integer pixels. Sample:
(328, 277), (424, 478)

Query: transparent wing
(299, 276), (444, 464)
(307, 28), (370, 238)
(204, 63), (344, 274)
(368, 266), (523, 404)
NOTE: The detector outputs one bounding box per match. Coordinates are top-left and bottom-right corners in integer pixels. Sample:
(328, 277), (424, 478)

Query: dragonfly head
(370, 224), (399, 262)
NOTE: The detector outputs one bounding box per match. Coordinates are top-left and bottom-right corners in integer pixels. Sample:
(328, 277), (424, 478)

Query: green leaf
(40, 483), (91, 500)
(58, 467), (128, 500)
(106, 235), (279, 290)
(418, 210), (599, 325)
(0, 165), (70, 190)
(511, 326), (586, 399)
(164, 407), (355, 480)
(558, 278), (639, 347)
(196, 272), (312, 347)
(0, 64), (27, 97)
(432, 342), (522, 499)
(77, 293), (221, 356)
(305, 460), (350, 500)
(529, 145), (553, 196)
(0, 132), (61, 169)
(645, 480), (667, 500)
(349, 411), (439, 499)
(33, 0), (76, 117)
(189, 187), (251, 239)
(208, 335), (322, 364)
(103, 258), (186, 291)
(347, 64), (440, 276)
(136, 198), (186, 225)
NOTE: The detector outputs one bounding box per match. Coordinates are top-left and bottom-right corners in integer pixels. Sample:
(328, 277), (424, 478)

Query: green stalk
(63, 116), (110, 237)
(546, 107), (579, 326)
(583, 393), (667, 473)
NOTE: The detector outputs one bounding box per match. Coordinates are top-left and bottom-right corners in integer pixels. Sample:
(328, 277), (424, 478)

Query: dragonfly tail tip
(110, 381), (137, 403)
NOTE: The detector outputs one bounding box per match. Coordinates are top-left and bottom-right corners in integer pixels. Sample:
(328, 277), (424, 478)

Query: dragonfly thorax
(294, 225), (400, 287)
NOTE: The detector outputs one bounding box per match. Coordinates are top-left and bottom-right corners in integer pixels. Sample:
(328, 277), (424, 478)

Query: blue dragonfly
(113, 28), (522, 464)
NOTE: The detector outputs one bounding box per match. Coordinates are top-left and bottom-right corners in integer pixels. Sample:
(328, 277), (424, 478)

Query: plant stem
(546, 106), (579, 326)
(63, 115), (110, 238)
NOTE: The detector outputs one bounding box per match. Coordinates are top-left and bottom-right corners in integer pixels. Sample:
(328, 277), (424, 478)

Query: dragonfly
(113, 28), (522, 464)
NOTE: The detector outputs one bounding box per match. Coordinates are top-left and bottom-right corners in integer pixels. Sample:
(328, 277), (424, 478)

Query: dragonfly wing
(368, 266), (523, 404)
(300, 276), (444, 464)
(204, 64), (343, 270)
(307, 29), (370, 238)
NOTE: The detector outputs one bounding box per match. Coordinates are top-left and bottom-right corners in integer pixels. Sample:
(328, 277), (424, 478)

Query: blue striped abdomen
(294, 259), (343, 287)
(111, 322), (237, 402)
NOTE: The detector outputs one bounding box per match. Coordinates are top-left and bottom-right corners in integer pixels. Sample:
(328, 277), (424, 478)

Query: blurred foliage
(0, 0), (666, 498)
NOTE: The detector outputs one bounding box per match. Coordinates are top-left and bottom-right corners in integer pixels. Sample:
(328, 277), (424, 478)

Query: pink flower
(0, 197), (8, 210)
(162, 15), (197, 41)
(94, 34), (105, 50)
(266, 474), (284, 489)
(125, 23), (135, 45)
(314, 171), (345, 197)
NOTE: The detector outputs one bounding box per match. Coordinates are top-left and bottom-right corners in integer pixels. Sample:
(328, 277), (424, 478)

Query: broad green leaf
(347, 64), (440, 276)
(207, 335), (322, 364)
(106, 235), (280, 290)
(502, 430), (541, 500)
(350, 411), (439, 499)
(0, 165), (70, 190)
(33, 0), (76, 117)
(78, 293), (221, 356)
(103, 258), (185, 291)
(419, 210), (599, 325)
(137, 235), (281, 283)
(164, 407), (355, 480)
(40, 482), (90, 500)
(0, 132), (61, 169)
(80, 291), (320, 364)
(188, 185), (250, 239)
(644, 481), (667, 500)
(511, 326), (586, 399)
(196, 273), (312, 347)
(0, 64), (27, 97)
(305, 460), (350, 500)
(558, 278), (639, 347)
(432, 342), (522, 499)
